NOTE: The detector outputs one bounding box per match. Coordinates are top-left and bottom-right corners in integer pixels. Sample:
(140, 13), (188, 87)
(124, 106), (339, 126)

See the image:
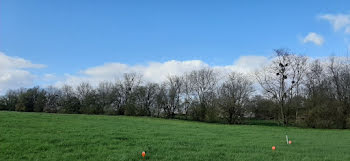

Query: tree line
(1, 49), (350, 129)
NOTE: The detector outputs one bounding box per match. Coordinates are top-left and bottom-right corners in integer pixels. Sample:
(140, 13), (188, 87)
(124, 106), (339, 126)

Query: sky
(1, 0), (350, 93)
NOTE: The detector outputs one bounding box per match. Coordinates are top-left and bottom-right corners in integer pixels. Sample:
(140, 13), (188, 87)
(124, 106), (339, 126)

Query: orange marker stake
(142, 151), (146, 159)
(289, 140), (292, 144)
(272, 146), (276, 150)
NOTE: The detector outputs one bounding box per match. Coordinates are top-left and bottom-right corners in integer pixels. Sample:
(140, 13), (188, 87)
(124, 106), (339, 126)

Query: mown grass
(0, 111), (350, 161)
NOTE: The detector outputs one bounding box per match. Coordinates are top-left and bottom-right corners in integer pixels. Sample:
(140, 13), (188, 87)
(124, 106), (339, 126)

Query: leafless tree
(2, 89), (21, 111)
(188, 68), (218, 121)
(60, 84), (80, 113)
(96, 81), (114, 108)
(256, 49), (307, 125)
(218, 72), (254, 124)
(134, 83), (158, 116)
(76, 82), (100, 114)
(120, 73), (142, 115)
(328, 57), (350, 128)
(76, 82), (94, 103)
(44, 86), (62, 113)
(155, 84), (167, 117)
(61, 84), (75, 100)
(163, 75), (183, 118)
(182, 73), (194, 118)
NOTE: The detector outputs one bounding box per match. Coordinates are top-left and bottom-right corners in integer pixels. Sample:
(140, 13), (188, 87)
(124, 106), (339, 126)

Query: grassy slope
(0, 111), (350, 161)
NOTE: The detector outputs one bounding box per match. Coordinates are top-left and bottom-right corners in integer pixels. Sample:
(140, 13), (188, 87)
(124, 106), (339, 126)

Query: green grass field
(1, 111), (350, 161)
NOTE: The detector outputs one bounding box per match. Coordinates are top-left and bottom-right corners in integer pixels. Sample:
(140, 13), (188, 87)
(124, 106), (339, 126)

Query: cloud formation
(0, 51), (270, 91)
(55, 56), (269, 87)
(303, 32), (324, 46)
(0, 52), (46, 93)
(319, 14), (350, 34)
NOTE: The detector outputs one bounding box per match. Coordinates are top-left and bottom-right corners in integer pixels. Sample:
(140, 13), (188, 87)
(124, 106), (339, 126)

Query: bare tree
(44, 86), (62, 113)
(218, 72), (254, 124)
(256, 49), (307, 125)
(134, 83), (158, 116)
(287, 54), (308, 122)
(61, 84), (75, 99)
(303, 59), (337, 128)
(76, 82), (100, 114)
(76, 82), (94, 103)
(121, 73), (142, 115)
(182, 73), (194, 119)
(3, 89), (21, 111)
(108, 81), (123, 115)
(60, 84), (80, 113)
(96, 81), (114, 107)
(155, 84), (168, 117)
(163, 75), (183, 118)
(188, 68), (218, 121)
(329, 57), (350, 128)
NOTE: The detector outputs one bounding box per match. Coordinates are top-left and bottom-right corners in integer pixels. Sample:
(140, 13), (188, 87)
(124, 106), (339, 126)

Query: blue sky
(1, 0), (350, 92)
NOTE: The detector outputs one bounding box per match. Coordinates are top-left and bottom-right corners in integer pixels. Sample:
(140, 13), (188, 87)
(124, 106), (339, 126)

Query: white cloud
(55, 56), (269, 87)
(0, 52), (46, 93)
(303, 32), (324, 46)
(0, 53), (46, 69)
(319, 14), (350, 34)
(213, 56), (268, 75)
(43, 73), (57, 81)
